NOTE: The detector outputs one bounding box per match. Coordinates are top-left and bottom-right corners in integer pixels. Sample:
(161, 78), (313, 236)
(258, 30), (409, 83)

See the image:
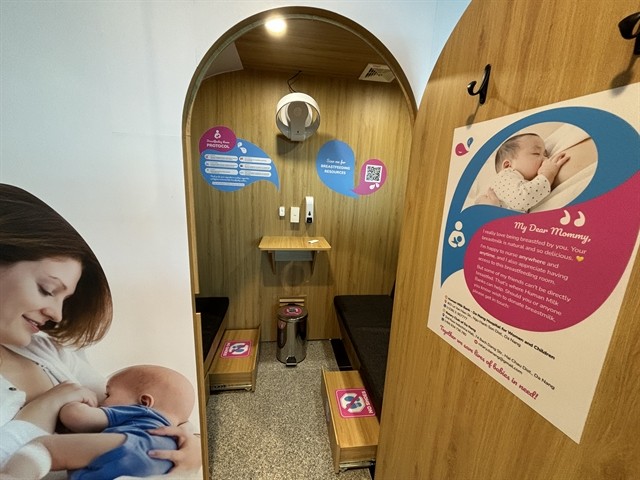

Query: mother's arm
(14, 382), (98, 432)
(0, 382), (97, 466)
(0, 418), (48, 466)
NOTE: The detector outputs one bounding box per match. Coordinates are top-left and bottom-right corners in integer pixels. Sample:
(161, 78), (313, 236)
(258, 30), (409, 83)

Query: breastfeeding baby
(476, 133), (570, 212)
(1, 364), (195, 480)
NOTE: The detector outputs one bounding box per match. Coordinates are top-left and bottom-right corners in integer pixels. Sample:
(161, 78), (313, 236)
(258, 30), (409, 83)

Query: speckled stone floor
(206, 341), (372, 480)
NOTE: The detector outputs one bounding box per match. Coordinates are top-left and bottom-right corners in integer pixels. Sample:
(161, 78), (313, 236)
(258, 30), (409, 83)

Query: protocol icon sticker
(220, 340), (252, 358)
(335, 388), (376, 418)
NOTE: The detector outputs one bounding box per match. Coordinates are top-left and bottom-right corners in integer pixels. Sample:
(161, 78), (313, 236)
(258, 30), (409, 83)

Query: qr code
(364, 164), (383, 183)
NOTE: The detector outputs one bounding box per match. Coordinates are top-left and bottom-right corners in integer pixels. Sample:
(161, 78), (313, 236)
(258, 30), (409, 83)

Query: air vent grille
(359, 63), (395, 83)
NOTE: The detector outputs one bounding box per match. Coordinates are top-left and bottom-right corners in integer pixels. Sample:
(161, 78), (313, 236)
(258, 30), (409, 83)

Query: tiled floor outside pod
(207, 341), (372, 480)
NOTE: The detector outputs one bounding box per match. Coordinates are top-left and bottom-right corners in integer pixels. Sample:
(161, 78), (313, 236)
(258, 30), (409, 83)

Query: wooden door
(377, 1), (640, 478)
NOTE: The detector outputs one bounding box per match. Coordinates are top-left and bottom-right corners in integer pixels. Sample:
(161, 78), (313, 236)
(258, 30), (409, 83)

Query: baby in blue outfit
(1, 364), (195, 480)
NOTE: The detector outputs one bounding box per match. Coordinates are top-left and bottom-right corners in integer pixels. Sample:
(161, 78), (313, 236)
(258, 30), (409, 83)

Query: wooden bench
(321, 369), (379, 472)
(195, 296), (261, 392)
(333, 293), (393, 418)
(195, 296), (229, 393)
(209, 326), (261, 391)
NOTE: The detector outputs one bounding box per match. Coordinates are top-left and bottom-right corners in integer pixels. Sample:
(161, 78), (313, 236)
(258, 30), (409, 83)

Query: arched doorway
(181, 7), (417, 473)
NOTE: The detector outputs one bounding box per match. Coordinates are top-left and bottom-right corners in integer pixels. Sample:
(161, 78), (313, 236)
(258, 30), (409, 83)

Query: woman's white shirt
(0, 333), (105, 466)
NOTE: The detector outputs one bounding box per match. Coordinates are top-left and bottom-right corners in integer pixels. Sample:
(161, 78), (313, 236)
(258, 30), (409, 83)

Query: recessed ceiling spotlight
(265, 17), (287, 36)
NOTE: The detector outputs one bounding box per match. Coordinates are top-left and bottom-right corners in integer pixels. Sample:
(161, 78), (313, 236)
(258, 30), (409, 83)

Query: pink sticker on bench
(335, 388), (376, 418)
(220, 340), (252, 358)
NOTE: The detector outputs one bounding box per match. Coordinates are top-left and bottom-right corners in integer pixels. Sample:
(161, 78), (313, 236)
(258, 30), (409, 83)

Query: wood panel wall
(190, 69), (412, 341)
(377, 0), (640, 478)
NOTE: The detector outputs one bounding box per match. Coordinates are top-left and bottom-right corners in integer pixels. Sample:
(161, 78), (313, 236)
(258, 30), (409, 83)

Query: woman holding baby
(0, 183), (200, 474)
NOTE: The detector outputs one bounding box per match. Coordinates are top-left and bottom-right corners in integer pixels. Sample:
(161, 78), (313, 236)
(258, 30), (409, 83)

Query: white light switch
(279, 206), (285, 217)
(290, 206), (300, 223)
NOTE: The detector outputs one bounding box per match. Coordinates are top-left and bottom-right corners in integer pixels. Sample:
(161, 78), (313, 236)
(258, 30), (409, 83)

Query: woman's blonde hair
(0, 183), (112, 347)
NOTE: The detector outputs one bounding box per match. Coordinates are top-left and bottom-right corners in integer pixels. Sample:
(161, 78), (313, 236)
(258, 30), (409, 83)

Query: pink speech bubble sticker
(199, 126), (237, 153)
(464, 173), (640, 332)
(353, 158), (387, 195)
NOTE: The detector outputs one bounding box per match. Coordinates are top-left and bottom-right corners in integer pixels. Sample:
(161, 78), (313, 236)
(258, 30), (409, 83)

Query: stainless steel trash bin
(276, 304), (308, 365)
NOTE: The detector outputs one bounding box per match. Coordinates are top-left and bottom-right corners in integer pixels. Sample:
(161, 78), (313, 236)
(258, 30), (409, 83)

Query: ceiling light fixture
(265, 17), (287, 36)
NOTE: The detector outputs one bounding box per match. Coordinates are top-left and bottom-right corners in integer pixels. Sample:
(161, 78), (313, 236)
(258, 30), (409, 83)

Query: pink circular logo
(199, 126), (236, 153)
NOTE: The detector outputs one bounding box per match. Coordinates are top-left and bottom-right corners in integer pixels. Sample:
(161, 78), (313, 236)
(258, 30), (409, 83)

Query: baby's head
(103, 364), (195, 425)
(495, 133), (548, 180)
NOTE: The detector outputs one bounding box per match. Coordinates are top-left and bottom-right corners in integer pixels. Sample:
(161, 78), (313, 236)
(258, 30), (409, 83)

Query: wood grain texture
(322, 369), (379, 472)
(209, 328), (260, 389)
(376, 1), (640, 479)
(234, 18), (386, 80)
(190, 69), (412, 341)
(182, 9), (416, 474)
(258, 236), (331, 251)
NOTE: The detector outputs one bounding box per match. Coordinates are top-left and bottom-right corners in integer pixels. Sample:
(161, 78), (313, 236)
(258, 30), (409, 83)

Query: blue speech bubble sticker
(316, 140), (358, 198)
(200, 138), (279, 192)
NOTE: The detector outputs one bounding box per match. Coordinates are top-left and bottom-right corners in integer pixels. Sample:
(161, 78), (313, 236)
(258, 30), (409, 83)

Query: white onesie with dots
(491, 167), (551, 212)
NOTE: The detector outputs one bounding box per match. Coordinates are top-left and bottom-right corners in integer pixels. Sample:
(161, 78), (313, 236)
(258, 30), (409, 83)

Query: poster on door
(427, 83), (640, 443)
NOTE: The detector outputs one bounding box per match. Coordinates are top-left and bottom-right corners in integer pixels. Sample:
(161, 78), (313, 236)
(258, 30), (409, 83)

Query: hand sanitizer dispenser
(305, 196), (314, 224)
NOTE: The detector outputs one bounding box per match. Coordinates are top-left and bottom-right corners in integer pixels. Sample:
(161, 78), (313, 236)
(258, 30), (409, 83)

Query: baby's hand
(59, 400), (108, 432)
(475, 187), (500, 206)
(41, 381), (99, 409)
(538, 152), (570, 183)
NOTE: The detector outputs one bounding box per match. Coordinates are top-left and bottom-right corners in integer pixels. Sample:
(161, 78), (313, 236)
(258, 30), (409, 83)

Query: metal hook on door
(618, 12), (640, 55)
(467, 64), (491, 105)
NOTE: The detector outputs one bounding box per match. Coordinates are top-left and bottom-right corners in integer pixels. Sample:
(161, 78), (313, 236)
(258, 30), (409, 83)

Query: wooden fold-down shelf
(258, 236), (331, 274)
